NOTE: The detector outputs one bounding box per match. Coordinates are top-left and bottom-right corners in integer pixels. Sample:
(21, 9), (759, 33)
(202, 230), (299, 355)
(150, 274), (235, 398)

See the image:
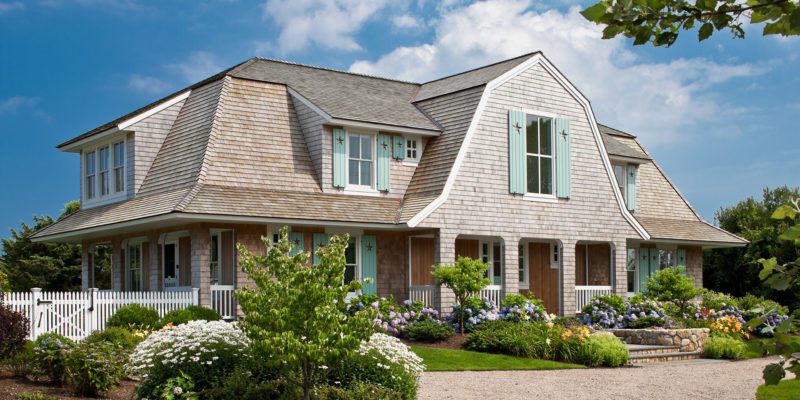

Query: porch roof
(635, 216), (747, 246)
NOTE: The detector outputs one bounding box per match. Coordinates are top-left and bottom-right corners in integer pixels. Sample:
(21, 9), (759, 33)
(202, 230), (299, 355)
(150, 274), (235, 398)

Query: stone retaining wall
(609, 328), (710, 352)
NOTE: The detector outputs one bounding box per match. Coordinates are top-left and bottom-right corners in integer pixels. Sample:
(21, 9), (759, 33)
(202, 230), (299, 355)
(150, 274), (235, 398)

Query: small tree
(643, 266), (704, 315)
(432, 257), (491, 335)
(235, 227), (375, 400)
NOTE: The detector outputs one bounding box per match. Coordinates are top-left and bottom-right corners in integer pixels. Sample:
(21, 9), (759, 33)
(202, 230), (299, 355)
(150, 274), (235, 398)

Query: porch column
(191, 228), (211, 308)
(614, 240), (628, 298)
(501, 236), (520, 298)
(433, 229), (457, 316)
(148, 240), (160, 291)
(561, 239), (577, 316)
(111, 238), (124, 291)
(81, 242), (92, 291)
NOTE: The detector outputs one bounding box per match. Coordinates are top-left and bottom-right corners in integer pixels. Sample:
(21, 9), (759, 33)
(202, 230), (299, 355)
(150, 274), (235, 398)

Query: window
(99, 146), (110, 196)
(627, 248), (637, 294)
(551, 244), (560, 269)
(406, 138), (418, 160)
(113, 141), (125, 193)
(344, 236), (358, 285)
(518, 244), (528, 287)
(210, 234), (220, 285)
(127, 243), (142, 292)
(613, 164), (626, 199)
(85, 151), (96, 199)
(481, 242), (503, 286)
(525, 115), (554, 195)
(348, 133), (373, 187)
(658, 249), (674, 270)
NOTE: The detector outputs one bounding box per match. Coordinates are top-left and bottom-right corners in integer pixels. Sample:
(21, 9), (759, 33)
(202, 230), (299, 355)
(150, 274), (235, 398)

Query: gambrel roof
(33, 53), (746, 246)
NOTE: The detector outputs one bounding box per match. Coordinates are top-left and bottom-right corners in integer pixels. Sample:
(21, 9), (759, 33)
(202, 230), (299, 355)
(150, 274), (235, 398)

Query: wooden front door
(529, 243), (559, 315)
(455, 239), (479, 260)
(410, 237), (435, 286)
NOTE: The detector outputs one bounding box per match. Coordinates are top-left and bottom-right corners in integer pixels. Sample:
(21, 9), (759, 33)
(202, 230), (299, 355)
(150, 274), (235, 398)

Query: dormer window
(83, 137), (126, 205)
(348, 133), (374, 187)
(406, 137), (418, 160)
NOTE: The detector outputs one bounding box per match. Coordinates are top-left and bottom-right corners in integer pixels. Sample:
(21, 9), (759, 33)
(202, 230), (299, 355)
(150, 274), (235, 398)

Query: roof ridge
(248, 56), (422, 86)
(419, 51), (540, 86)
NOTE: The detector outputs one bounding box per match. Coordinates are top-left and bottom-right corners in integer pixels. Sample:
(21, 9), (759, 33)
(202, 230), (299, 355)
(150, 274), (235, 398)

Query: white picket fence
(2, 288), (198, 341)
(409, 285), (436, 307)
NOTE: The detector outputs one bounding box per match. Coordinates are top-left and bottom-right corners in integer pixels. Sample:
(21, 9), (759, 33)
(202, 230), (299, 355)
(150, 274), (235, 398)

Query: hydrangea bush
(348, 295), (439, 336)
(63, 342), (128, 397)
(129, 320), (250, 398)
(498, 293), (555, 323)
(447, 297), (499, 332)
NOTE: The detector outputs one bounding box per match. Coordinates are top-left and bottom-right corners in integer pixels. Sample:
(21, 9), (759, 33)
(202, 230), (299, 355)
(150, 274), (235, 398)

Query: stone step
(627, 344), (682, 356)
(628, 351), (702, 365)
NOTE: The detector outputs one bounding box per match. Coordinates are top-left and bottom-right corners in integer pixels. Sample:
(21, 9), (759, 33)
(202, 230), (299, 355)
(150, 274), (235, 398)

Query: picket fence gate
(2, 288), (199, 341)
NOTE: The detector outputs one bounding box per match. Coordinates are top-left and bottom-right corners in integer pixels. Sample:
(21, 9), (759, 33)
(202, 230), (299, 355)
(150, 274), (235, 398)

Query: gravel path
(418, 357), (783, 400)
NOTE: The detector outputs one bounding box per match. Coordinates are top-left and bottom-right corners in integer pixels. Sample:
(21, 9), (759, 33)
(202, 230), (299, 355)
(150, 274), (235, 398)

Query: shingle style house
(33, 52), (746, 316)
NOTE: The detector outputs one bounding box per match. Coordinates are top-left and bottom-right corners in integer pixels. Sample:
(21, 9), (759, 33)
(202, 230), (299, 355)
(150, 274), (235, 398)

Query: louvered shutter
(312, 233), (329, 265)
(361, 235), (377, 295)
(676, 248), (687, 275)
(288, 232), (304, 256)
(377, 134), (391, 192)
(650, 248), (660, 273)
(508, 110), (526, 194)
(392, 136), (405, 159)
(333, 128), (346, 188)
(626, 165), (637, 211)
(555, 118), (571, 198)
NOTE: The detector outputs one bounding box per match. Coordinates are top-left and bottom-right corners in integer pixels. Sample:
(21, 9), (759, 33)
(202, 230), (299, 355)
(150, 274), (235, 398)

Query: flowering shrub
(581, 298), (625, 329)
(348, 295), (439, 336)
(63, 342), (128, 396)
(622, 295), (667, 327)
(749, 310), (790, 337)
(561, 324), (592, 340)
(129, 320), (250, 398)
(85, 326), (142, 350)
(155, 305), (221, 329)
(448, 297), (499, 332)
(329, 333), (423, 400)
(498, 295), (555, 324)
(33, 333), (73, 383)
(0, 296), (29, 363)
(710, 315), (748, 339)
(153, 370), (199, 400)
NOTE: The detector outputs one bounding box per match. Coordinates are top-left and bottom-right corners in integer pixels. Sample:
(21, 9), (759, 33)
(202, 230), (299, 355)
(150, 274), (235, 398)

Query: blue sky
(0, 0), (797, 236)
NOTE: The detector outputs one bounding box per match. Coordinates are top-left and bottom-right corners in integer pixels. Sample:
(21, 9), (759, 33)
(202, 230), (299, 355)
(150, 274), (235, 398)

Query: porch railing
(210, 285), (236, 320)
(2, 288), (198, 341)
(476, 285), (502, 307)
(575, 285), (613, 313)
(409, 285), (435, 307)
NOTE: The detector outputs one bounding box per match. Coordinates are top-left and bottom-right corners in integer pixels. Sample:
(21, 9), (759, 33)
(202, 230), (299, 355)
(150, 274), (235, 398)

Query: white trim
(406, 53), (650, 240)
(522, 193), (558, 203)
(82, 135), (128, 208)
(118, 91), (191, 130)
(345, 131), (376, 190)
(60, 91), (191, 153)
(609, 155), (648, 165)
(341, 188), (382, 197)
(287, 86), (440, 137)
(518, 243), (529, 288)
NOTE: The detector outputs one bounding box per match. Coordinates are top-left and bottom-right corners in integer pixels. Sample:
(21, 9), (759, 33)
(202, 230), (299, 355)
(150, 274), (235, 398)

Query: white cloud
(392, 13), (422, 28)
(0, 96), (38, 114)
(349, 0), (766, 146)
(0, 1), (23, 13)
(259, 0), (389, 54)
(128, 74), (172, 95)
(167, 51), (224, 83)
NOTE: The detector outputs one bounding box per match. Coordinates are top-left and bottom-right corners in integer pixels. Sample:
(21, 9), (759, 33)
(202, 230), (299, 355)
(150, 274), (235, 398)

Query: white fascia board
(60, 90), (191, 153)
(608, 155), (650, 165)
(287, 86), (440, 137)
(407, 53), (651, 240)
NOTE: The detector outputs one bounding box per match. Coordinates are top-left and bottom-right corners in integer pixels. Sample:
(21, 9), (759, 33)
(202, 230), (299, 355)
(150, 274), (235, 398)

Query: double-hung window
(85, 151), (96, 199)
(348, 134), (373, 187)
(525, 115), (554, 195)
(113, 141), (125, 193)
(480, 242), (503, 286)
(127, 243), (142, 292)
(627, 248), (637, 294)
(406, 138), (418, 160)
(99, 146), (110, 196)
(614, 164), (626, 199)
(210, 234), (220, 285)
(518, 244), (528, 287)
(344, 236), (358, 284)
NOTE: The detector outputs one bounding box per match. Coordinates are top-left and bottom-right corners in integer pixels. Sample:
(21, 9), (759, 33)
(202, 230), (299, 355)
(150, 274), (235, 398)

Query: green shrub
(465, 320), (559, 359)
(500, 293), (543, 309)
(106, 304), (159, 330)
(737, 294), (789, 315)
(702, 290), (738, 310)
(403, 320), (453, 342)
(580, 293), (626, 316)
(15, 393), (58, 400)
(704, 335), (746, 359)
(553, 317), (582, 328)
(85, 326), (142, 350)
(576, 334), (628, 367)
(32, 333), (73, 383)
(201, 367), (293, 400)
(156, 305), (222, 328)
(314, 382), (403, 400)
(63, 341), (128, 397)
(642, 266), (703, 315)
(0, 298), (30, 364)
(791, 309), (800, 332)
(626, 316), (665, 329)
(7, 341), (35, 377)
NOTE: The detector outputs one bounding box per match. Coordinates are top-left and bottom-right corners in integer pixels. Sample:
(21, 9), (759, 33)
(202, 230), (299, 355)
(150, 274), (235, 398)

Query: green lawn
(410, 346), (585, 371)
(756, 379), (800, 400)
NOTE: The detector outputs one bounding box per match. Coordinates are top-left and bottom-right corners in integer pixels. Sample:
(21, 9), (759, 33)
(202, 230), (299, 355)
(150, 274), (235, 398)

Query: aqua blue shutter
(649, 248), (660, 273)
(508, 110), (526, 194)
(638, 248), (650, 291)
(361, 235), (377, 295)
(554, 118), (571, 198)
(676, 248), (686, 275)
(288, 232), (304, 256)
(626, 165), (637, 211)
(377, 134), (391, 192)
(312, 233), (329, 265)
(333, 128), (346, 188)
(392, 136), (405, 160)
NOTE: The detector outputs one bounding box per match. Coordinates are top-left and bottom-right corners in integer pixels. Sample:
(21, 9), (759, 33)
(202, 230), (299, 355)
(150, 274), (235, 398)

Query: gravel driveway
(418, 357), (783, 400)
